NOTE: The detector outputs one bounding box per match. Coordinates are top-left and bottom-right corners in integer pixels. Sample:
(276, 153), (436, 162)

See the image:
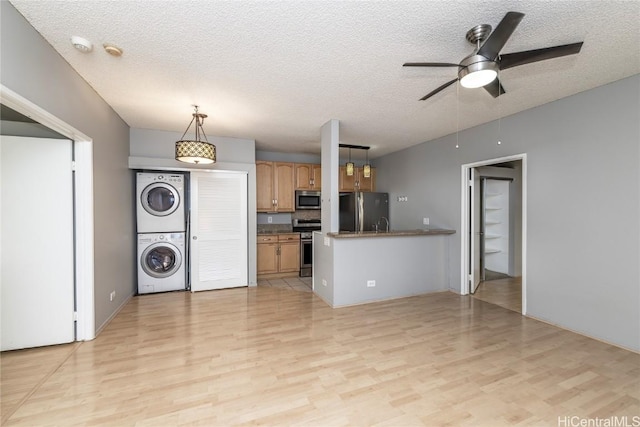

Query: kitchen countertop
(257, 230), (295, 235)
(257, 225), (294, 235)
(326, 229), (455, 238)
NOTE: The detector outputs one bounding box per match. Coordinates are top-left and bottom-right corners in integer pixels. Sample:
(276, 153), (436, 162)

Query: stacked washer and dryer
(136, 172), (187, 294)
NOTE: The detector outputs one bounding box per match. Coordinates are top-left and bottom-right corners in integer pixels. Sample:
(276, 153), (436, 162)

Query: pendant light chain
(497, 68), (502, 145)
(456, 80), (460, 149)
(179, 114), (196, 140)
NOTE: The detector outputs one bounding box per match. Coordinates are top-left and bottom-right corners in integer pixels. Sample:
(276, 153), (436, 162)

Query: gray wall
(331, 235), (449, 307)
(375, 75), (640, 351)
(131, 128), (255, 164)
(1, 120), (67, 139)
(1, 1), (133, 334)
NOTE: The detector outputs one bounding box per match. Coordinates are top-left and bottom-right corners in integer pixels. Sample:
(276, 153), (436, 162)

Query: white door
(190, 171), (248, 291)
(1, 136), (75, 351)
(470, 168), (481, 293)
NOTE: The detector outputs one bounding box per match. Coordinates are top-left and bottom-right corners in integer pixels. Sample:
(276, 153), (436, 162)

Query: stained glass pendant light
(175, 105), (216, 164)
(346, 148), (355, 176)
(363, 149), (371, 178)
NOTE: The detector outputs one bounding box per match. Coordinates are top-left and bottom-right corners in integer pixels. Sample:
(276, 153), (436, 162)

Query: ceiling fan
(404, 11), (584, 100)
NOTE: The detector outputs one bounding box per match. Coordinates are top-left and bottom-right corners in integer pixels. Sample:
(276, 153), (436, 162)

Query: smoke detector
(71, 36), (93, 53)
(103, 44), (123, 57)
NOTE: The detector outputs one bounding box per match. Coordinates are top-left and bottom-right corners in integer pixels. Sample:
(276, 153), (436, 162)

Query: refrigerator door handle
(357, 193), (364, 233)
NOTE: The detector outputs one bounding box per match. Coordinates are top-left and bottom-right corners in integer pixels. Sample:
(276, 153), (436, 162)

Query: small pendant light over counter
(339, 143), (371, 177)
(346, 148), (355, 176)
(175, 105), (216, 165)
(363, 149), (371, 178)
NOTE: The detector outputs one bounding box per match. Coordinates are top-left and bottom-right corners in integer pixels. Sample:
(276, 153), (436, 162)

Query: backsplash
(292, 210), (321, 221)
(257, 224), (293, 233)
(257, 209), (321, 233)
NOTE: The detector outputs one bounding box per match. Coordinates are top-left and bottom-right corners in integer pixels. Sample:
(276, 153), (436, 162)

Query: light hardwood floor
(472, 276), (522, 313)
(2, 287), (638, 426)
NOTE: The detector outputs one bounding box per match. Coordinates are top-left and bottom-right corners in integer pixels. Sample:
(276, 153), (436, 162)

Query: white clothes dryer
(136, 172), (185, 233)
(137, 232), (186, 294)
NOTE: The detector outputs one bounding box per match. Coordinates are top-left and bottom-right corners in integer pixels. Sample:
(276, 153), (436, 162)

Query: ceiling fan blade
(403, 62), (459, 67)
(498, 42), (584, 70)
(483, 77), (506, 98)
(419, 78), (458, 101)
(477, 11), (525, 60)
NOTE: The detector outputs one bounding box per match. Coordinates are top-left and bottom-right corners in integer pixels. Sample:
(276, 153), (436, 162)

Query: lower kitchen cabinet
(257, 233), (300, 278)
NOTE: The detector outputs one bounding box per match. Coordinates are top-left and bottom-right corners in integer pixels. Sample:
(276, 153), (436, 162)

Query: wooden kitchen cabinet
(339, 166), (376, 192)
(295, 163), (321, 190)
(256, 161), (295, 212)
(256, 236), (278, 274)
(257, 233), (300, 278)
(278, 234), (300, 273)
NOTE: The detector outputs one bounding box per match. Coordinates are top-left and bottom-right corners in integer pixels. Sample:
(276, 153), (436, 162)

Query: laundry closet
(135, 170), (249, 295)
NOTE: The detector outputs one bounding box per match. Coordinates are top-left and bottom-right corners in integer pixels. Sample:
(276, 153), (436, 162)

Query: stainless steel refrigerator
(339, 192), (389, 232)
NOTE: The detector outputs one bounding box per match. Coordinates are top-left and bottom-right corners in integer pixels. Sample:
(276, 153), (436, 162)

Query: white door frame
(1, 85), (95, 340)
(460, 153), (527, 314)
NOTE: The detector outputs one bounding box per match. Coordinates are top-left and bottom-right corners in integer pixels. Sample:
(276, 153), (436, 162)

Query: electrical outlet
(397, 196), (408, 202)
(110, 291), (116, 301)
(267, 216), (273, 224)
(423, 217), (429, 225)
(324, 236), (330, 246)
(322, 279), (327, 287)
(367, 280), (376, 288)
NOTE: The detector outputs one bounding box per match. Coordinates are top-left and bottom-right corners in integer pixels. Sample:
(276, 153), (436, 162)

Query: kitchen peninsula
(313, 228), (455, 307)
(327, 229), (455, 238)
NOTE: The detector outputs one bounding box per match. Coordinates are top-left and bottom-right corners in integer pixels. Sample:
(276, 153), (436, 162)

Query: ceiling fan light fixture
(459, 59), (498, 88)
(175, 106), (216, 165)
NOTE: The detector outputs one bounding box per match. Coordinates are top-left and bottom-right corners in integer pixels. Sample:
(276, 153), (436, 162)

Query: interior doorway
(461, 154), (527, 314)
(1, 85), (95, 342)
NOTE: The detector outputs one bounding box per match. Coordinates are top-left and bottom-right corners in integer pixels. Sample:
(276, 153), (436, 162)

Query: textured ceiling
(9, 0), (640, 158)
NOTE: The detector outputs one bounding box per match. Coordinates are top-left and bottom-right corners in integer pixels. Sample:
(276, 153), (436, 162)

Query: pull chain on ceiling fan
(403, 11), (584, 101)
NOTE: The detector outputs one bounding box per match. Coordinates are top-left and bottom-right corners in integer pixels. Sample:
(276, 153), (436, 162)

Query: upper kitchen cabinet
(295, 163), (321, 190)
(339, 166), (376, 192)
(256, 161), (295, 212)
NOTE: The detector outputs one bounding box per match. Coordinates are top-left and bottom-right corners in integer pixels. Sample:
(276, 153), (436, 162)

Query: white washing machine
(136, 172), (185, 233)
(137, 233), (186, 294)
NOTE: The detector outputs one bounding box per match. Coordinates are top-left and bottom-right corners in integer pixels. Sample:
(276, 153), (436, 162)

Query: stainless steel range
(292, 219), (321, 277)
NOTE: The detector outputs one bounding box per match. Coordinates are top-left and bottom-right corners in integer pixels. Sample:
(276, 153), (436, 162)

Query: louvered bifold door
(190, 171), (248, 291)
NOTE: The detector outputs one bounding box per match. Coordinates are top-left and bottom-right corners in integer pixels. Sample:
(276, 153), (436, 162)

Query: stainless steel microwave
(295, 190), (321, 210)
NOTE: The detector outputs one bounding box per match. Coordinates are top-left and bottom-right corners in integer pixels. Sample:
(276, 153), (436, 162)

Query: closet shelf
(485, 220), (502, 225)
(485, 234), (501, 239)
(485, 206), (502, 210)
(485, 248), (501, 254)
